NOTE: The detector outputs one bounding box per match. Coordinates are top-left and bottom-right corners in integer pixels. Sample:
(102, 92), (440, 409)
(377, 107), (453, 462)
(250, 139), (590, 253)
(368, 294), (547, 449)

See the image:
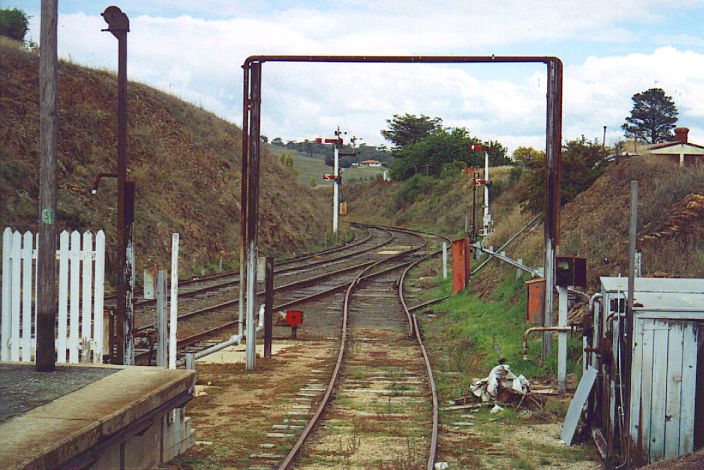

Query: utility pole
(102, 6), (134, 365)
(245, 61), (262, 372)
(603, 125), (607, 150)
(36, 0), (58, 372)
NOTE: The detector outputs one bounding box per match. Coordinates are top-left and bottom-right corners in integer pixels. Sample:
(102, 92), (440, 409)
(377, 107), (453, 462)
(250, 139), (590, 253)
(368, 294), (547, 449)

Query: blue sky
(3, 0), (704, 150)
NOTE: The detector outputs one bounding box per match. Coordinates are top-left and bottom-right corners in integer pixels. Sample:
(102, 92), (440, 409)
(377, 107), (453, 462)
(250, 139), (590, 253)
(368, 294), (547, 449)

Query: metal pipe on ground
(183, 303), (267, 370)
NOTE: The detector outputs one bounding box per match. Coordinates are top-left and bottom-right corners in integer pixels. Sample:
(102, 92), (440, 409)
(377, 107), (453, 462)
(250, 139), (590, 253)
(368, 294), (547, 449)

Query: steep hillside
(511, 156), (704, 287)
(0, 40), (328, 279)
(349, 156), (704, 290)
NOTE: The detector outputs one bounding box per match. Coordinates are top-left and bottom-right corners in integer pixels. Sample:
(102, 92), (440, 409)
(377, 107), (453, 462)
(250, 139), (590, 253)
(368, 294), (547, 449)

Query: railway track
(108, 225), (382, 310)
(231, 225), (442, 470)
(133, 225), (399, 363)
(153, 224), (444, 469)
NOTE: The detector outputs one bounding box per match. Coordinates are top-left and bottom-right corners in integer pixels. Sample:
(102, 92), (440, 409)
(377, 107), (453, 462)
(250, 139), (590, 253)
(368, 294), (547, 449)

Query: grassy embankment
(0, 38), (337, 284)
(350, 156), (704, 467)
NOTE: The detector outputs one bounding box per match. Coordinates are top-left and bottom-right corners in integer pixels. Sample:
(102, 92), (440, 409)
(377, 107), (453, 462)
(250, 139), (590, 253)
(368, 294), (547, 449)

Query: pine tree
(622, 88), (678, 144)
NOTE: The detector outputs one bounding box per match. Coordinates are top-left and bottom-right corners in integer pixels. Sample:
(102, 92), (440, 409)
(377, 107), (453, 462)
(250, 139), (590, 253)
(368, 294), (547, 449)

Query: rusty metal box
(525, 278), (545, 324)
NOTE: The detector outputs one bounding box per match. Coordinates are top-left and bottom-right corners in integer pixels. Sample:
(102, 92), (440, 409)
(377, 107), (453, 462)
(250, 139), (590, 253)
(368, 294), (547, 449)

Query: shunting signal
(469, 144), (494, 151)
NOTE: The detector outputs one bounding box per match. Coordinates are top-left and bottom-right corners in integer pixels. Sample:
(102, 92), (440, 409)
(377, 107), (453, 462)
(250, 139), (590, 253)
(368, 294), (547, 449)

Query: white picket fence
(1, 228), (105, 363)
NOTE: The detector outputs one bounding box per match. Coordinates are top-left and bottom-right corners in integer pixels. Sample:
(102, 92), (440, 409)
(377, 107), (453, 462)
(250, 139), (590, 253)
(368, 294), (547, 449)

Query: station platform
(0, 362), (195, 470)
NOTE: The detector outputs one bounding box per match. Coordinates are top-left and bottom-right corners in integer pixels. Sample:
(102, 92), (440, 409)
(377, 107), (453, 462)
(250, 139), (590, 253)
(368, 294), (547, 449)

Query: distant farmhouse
(358, 159), (383, 167)
(620, 127), (704, 167)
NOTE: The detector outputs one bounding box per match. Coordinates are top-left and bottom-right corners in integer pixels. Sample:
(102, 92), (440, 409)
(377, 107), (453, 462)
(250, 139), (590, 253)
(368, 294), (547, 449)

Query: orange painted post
(464, 237), (471, 282)
(452, 238), (468, 294)
(525, 278), (545, 324)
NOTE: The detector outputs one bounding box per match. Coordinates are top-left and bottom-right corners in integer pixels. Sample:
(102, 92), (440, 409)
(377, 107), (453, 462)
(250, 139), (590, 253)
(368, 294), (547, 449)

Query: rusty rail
(278, 227), (429, 469)
(399, 256), (440, 469)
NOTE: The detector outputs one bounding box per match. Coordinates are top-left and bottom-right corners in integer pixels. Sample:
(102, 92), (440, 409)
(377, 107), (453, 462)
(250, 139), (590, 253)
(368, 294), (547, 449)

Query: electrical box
(555, 256), (587, 287)
(525, 278), (545, 324)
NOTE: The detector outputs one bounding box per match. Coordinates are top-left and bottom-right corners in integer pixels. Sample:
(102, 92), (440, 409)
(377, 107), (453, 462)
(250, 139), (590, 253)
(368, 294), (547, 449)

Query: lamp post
(101, 6), (135, 365)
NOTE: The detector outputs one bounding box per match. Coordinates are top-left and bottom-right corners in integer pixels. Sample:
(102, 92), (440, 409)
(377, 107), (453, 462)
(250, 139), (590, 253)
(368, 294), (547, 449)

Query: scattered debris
(470, 363), (530, 403)
(490, 404), (504, 414)
(434, 462), (449, 470)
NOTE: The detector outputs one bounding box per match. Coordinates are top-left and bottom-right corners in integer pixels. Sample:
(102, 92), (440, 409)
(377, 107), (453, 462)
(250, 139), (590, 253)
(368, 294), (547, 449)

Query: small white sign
(143, 268), (156, 300)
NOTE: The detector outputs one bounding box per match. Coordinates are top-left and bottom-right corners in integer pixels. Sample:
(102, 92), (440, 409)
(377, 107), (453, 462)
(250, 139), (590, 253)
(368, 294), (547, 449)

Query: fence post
(557, 286), (568, 394)
(69, 231), (81, 363)
(185, 352), (195, 371)
(156, 269), (167, 367)
(21, 232), (32, 362)
(80, 232), (93, 363)
(1, 228), (11, 360)
(93, 231), (105, 363)
(264, 256), (274, 358)
(10, 231), (21, 361)
(57, 230), (69, 363)
(442, 242), (448, 280)
(169, 233), (179, 369)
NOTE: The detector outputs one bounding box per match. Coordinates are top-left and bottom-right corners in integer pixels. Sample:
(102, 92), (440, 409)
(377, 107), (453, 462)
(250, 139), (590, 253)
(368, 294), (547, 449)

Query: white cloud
(22, 2), (704, 153)
(565, 47), (704, 142)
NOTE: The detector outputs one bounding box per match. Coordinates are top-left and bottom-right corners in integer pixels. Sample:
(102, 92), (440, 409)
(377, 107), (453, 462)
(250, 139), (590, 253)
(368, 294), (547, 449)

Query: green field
(267, 145), (385, 186)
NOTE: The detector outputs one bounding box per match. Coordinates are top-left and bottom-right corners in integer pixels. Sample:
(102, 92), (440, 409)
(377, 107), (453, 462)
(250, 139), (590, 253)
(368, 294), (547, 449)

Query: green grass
(267, 145), (385, 186)
(422, 269), (584, 397)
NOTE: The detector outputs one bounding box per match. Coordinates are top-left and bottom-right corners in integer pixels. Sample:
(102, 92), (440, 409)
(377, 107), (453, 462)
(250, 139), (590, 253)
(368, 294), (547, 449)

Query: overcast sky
(5, 0), (704, 151)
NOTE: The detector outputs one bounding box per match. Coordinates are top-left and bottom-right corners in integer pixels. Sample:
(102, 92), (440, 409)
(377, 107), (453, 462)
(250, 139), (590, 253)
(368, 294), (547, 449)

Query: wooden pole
(36, 0), (59, 371)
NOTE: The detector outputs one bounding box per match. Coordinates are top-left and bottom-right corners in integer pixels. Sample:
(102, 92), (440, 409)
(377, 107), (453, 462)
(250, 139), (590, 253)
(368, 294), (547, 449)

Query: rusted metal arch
(239, 55), (563, 363)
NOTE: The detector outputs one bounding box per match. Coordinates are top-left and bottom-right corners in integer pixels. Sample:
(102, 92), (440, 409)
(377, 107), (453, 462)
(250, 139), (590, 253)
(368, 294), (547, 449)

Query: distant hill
(0, 39), (329, 280)
(266, 145), (385, 186)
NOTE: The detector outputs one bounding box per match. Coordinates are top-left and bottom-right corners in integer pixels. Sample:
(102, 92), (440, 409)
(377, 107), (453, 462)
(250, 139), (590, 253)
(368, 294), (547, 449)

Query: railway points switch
(276, 310), (304, 338)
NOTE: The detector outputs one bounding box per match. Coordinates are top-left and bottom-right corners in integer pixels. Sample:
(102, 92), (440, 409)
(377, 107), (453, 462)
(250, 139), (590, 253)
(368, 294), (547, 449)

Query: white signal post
(469, 143), (494, 236)
(483, 145), (491, 234)
(317, 127), (347, 235)
(333, 143), (340, 234)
